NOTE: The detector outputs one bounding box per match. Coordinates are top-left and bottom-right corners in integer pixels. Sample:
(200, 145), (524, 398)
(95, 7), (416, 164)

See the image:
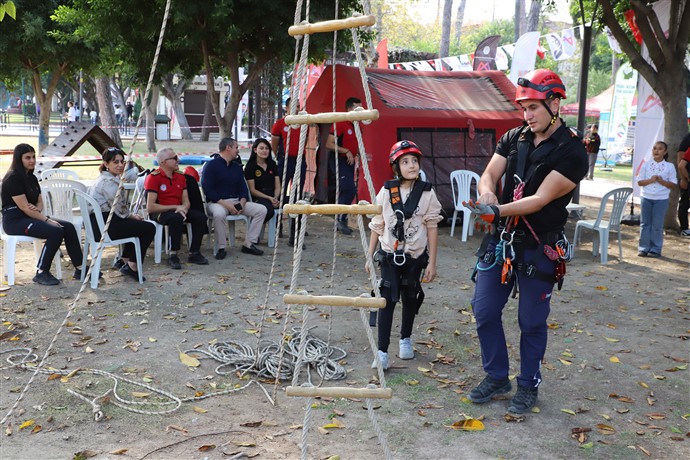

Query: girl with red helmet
(365, 140), (443, 370)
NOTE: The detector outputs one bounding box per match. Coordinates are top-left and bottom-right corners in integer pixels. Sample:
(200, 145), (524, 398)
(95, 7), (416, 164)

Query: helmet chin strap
(540, 99), (558, 134)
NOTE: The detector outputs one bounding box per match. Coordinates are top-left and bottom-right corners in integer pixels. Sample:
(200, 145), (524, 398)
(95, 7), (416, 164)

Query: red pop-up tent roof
(560, 85), (614, 117)
(306, 65), (523, 208)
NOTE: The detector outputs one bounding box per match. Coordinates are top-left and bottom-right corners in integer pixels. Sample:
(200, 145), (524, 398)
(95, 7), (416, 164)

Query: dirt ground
(1, 197), (688, 460)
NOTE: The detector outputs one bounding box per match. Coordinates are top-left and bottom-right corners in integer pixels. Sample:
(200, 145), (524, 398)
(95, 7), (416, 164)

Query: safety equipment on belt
(376, 249), (429, 315)
(384, 178), (432, 265)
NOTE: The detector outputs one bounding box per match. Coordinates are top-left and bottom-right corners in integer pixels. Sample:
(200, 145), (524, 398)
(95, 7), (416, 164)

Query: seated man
(145, 148), (209, 269)
(201, 137), (267, 259)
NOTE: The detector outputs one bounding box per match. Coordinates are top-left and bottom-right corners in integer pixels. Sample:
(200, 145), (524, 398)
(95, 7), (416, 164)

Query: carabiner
(393, 250), (406, 266)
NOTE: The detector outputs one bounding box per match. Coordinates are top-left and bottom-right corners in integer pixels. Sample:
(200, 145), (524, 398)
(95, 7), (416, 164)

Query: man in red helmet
(463, 69), (587, 414)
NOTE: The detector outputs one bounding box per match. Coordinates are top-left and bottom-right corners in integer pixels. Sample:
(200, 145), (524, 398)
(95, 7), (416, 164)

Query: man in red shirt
(271, 98), (309, 246)
(145, 148), (209, 269)
(326, 97), (362, 235)
(677, 132), (690, 237)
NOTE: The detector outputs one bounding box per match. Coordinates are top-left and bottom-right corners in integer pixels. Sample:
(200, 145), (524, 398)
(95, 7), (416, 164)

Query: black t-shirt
(1, 170), (41, 209)
(679, 133), (690, 154)
(496, 123), (588, 233)
(244, 159), (279, 197)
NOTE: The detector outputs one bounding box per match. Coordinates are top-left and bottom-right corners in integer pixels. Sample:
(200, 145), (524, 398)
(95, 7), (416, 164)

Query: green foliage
(0, 1), (16, 21)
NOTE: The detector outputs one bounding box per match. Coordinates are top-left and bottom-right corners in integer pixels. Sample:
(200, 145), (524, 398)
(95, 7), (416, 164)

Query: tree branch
(630, 0), (667, 65)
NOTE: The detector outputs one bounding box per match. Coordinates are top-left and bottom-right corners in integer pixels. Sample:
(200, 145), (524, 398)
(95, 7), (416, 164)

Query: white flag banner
(604, 26), (622, 53)
(545, 33), (567, 60)
(495, 47), (509, 70)
(633, 0), (670, 197)
(561, 29), (576, 59)
(510, 31), (540, 84)
(606, 62), (637, 160)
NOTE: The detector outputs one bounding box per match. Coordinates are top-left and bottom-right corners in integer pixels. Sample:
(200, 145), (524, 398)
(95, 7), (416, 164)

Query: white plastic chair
(573, 187), (633, 264)
(449, 170), (481, 242)
(209, 214), (250, 255)
(73, 189), (144, 288)
(40, 168), (80, 181)
(1, 220), (63, 286)
(41, 179), (86, 233)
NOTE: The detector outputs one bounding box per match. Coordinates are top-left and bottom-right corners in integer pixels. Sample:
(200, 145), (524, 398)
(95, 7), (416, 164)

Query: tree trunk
(200, 87), (214, 142)
(31, 66), (62, 153)
(144, 86), (158, 153)
(526, 0), (541, 32)
(95, 76), (122, 147)
(439, 0), (453, 58)
(662, 91), (688, 229)
(160, 74), (193, 140)
(453, 0), (466, 47)
(514, 0), (525, 41)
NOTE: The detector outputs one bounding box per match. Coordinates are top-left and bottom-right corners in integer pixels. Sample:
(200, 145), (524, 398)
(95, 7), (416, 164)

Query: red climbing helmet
(515, 69), (567, 102)
(389, 140), (422, 165)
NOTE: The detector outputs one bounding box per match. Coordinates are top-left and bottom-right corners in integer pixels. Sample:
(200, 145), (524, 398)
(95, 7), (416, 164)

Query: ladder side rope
(0, 0), (174, 427)
(350, 28), (375, 114)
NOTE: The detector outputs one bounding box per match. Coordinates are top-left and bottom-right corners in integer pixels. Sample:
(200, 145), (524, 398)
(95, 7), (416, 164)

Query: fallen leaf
(18, 420), (34, 430)
(73, 450), (97, 459)
(240, 421), (262, 427)
(198, 444), (215, 452)
(638, 446), (651, 457)
(193, 407), (208, 414)
(596, 423), (616, 435)
(179, 352), (200, 367)
(561, 409), (576, 416)
(84, 347), (94, 354)
(665, 365), (687, 372)
(609, 356), (621, 363)
(109, 449), (128, 455)
(131, 392), (150, 398)
(323, 418), (345, 429)
(234, 441), (256, 447)
(604, 337), (620, 342)
(595, 285), (608, 291)
(580, 442), (594, 449)
(503, 413), (525, 422)
(166, 425), (188, 434)
(30, 425), (41, 434)
(445, 419), (484, 430)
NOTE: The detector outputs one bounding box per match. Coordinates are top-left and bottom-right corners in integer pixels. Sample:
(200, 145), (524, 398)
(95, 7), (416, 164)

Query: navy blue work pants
(471, 239), (556, 388)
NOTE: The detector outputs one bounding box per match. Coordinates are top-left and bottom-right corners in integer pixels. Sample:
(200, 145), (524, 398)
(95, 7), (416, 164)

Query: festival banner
(633, 0), (669, 197)
(472, 35), (501, 71)
(604, 26), (622, 53)
(606, 62), (637, 160)
(509, 31), (540, 84)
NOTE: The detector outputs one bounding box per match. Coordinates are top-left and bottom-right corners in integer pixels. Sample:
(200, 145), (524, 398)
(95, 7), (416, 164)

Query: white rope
(0, 0), (173, 427)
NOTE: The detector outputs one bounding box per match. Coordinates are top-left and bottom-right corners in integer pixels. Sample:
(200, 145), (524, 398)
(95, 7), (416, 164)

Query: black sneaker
(73, 268), (103, 280)
(168, 254), (182, 269)
(336, 220), (353, 235)
(112, 258), (126, 270)
(508, 385), (539, 414)
(120, 264), (146, 282)
(241, 244), (263, 256)
(33, 271), (60, 286)
(468, 376), (512, 403)
(188, 252), (209, 265)
(215, 248), (227, 260)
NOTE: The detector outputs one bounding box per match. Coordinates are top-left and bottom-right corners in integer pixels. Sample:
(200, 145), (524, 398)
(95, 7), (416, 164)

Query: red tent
(560, 85), (614, 117)
(305, 65), (523, 209)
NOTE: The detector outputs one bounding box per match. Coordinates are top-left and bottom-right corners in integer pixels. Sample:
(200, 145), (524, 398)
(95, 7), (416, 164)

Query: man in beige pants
(201, 137), (267, 259)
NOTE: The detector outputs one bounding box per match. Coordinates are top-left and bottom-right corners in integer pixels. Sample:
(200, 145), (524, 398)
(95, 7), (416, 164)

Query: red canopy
(306, 65), (523, 208)
(560, 85), (614, 117)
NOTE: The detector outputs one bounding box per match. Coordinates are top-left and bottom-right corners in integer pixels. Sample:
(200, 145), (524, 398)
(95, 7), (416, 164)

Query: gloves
(463, 200), (500, 233)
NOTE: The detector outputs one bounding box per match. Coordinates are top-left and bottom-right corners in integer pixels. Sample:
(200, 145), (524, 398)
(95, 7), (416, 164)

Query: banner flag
(510, 31), (540, 84)
(604, 26), (622, 53)
(633, 0), (670, 196)
(561, 28), (576, 58)
(473, 35), (501, 71)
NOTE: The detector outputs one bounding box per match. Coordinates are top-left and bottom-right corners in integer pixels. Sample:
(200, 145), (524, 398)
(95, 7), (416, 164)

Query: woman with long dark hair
(1, 143), (84, 285)
(89, 147), (156, 280)
(243, 138), (281, 223)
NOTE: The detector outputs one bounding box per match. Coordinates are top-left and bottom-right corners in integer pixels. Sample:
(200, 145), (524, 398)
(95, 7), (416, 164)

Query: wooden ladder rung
(288, 15), (376, 37)
(285, 109), (379, 126)
(284, 294), (386, 309)
(286, 386), (392, 399)
(283, 203), (381, 216)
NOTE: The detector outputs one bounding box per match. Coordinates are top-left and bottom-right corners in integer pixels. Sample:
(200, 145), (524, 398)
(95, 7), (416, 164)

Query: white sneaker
(399, 338), (414, 360)
(681, 229), (690, 238)
(371, 350), (389, 370)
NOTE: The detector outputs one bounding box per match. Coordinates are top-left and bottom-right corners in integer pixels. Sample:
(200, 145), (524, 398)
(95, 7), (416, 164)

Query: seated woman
(244, 138), (281, 225)
(1, 144), (84, 285)
(89, 147), (156, 281)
